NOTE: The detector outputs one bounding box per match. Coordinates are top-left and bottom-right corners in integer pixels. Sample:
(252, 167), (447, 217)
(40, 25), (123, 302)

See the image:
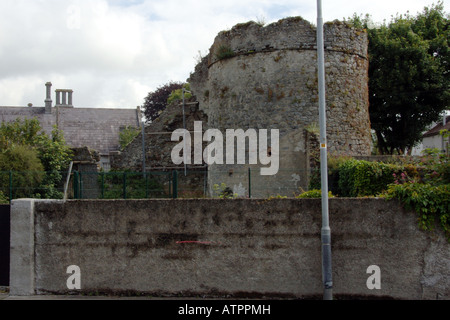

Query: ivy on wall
(309, 149), (449, 240)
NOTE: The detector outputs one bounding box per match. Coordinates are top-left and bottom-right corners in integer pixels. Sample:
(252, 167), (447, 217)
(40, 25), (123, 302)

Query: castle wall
(189, 17), (372, 197)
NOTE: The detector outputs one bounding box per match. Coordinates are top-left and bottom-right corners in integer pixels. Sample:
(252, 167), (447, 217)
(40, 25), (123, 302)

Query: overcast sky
(0, 0), (447, 110)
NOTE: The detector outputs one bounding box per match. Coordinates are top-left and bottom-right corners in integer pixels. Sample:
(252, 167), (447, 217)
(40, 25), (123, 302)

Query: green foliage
(100, 171), (165, 199)
(311, 151), (450, 238)
(441, 129), (450, 139)
(0, 118), (43, 149)
(337, 159), (405, 197)
(309, 156), (404, 197)
(0, 145), (45, 199)
(35, 127), (73, 199)
(143, 81), (184, 123)
(215, 45), (236, 60)
(418, 148), (450, 184)
(167, 83), (192, 105)
(0, 118), (72, 199)
(0, 191), (8, 204)
(267, 194), (288, 200)
(213, 183), (237, 199)
(384, 183), (450, 239)
(347, 2), (449, 154)
(119, 126), (141, 150)
(296, 189), (335, 199)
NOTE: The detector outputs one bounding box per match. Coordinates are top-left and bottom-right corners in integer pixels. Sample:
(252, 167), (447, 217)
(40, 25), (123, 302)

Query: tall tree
(142, 81), (184, 123)
(349, 2), (449, 154)
(0, 118), (72, 199)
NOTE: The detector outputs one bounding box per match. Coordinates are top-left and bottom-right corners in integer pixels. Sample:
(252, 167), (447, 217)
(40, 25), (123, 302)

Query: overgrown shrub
(119, 126), (141, 150)
(0, 145), (45, 199)
(311, 157), (420, 197)
(309, 151), (450, 239)
(296, 189), (335, 199)
(0, 191), (8, 204)
(384, 183), (449, 239)
(337, 159), (405, 197)
(0, 119), (72, 200)
(167, 83), (192, 105)
(100, 171), (165, 199)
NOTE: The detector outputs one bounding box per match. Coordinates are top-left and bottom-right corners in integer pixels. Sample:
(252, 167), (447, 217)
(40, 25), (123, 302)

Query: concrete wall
(10, 198), (450, 299)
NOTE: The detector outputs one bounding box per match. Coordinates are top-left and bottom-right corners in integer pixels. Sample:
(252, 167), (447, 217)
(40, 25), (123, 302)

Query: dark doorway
(0, 205), (10, 286)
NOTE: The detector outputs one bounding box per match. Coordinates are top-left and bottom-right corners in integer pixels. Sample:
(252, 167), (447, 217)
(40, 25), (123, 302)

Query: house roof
(423, 116), (450, 138)
(0, 106), (141, 155)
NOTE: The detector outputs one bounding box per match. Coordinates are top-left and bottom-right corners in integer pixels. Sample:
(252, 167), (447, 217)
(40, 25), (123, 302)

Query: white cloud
(0, 0), (446, 109)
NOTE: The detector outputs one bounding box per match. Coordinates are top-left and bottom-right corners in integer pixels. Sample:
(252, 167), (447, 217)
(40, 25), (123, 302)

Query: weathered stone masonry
(189, 17), (372, 197)
(112, 17), (372, 198)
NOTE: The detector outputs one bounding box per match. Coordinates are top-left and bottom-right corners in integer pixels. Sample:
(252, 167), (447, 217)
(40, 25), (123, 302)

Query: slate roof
(0, 106), (141, 155)
(423, 116), (450, 138)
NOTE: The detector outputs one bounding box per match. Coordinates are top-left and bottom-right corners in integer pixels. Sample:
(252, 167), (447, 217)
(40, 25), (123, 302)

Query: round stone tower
(189, 17), (371, 197)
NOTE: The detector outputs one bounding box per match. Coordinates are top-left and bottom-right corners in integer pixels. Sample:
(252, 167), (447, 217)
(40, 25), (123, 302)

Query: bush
(167, 83), (192, 105)
(100, 171), (166, 199)
(119, 126), (141, 150)
(310, 152), (450, 239)
(0, 145), (45, 199)
(142, 82), (184, 122)
(296, 189), (335, 199)
(337, 159), (405, 197)
(384, 183), (450, 239)
(0, 191), (8, 204)
(0, 119), (72, 200)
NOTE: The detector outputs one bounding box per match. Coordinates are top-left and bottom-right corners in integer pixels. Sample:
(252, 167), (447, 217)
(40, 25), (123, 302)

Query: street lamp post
(182, 87), (192, 177)
(317, 0), (333, 300)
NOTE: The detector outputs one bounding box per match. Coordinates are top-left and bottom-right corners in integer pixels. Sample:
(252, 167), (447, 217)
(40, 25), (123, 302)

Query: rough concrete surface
(9, 198), (450, 300)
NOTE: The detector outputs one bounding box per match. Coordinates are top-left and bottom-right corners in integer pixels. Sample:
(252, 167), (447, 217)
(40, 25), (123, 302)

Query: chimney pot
(45, 82), (52, 113)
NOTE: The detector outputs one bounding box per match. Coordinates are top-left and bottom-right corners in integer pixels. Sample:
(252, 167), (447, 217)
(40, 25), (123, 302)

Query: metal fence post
(79, 172), (83, 199)
(73, 171), (79, 199)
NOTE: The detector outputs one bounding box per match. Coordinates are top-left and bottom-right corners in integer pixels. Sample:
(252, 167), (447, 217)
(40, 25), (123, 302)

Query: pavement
(0, 287), (165, 300)
(0, 287), (236, 300)
(2, 295), (167, 300)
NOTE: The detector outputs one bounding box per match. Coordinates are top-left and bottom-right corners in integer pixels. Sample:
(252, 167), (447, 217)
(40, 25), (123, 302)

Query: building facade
(0, 82), (142, 170)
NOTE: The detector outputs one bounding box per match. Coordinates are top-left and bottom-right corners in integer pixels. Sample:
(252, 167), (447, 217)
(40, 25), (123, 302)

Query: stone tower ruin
(188, 17), (372, 197)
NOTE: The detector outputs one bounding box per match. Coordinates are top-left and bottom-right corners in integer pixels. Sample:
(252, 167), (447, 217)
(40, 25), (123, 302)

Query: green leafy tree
(167, 83), (192, 105)
(0, 145), (44, 199)
(0, 118), (42, 149)
(0, 118), (72, 199)
(348, 2), (449, 154)
(34, 127), (73, 198)
(142, 81), (184, 123)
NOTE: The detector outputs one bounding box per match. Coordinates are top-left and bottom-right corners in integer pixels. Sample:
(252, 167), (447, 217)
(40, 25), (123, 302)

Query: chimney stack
(45, 82), (52, 114)
(55, 89), (74, 108)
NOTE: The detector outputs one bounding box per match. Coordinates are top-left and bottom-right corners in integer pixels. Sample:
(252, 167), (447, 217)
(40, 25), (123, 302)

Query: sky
(0, 0), (447, 110)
